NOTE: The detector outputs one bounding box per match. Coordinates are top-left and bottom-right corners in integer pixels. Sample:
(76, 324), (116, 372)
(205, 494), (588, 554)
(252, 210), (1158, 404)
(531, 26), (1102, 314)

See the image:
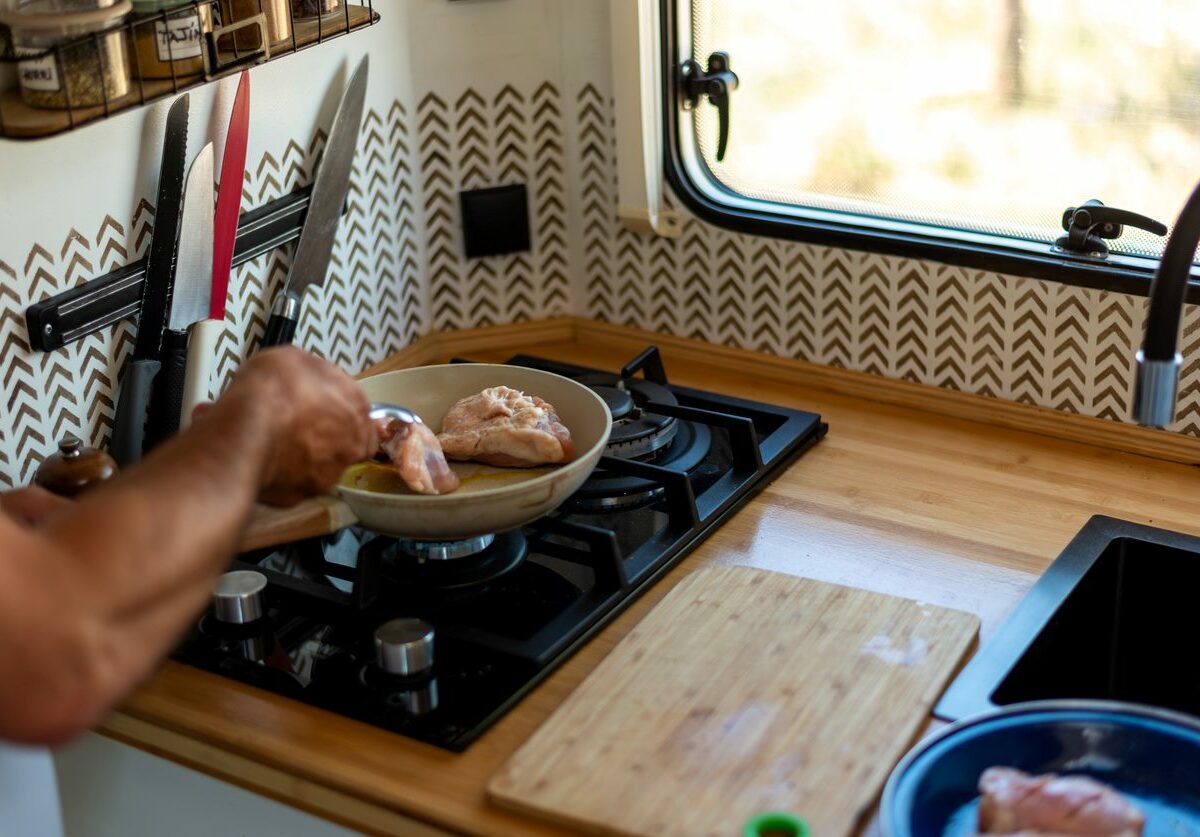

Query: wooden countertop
(100, 322), (1200, 836)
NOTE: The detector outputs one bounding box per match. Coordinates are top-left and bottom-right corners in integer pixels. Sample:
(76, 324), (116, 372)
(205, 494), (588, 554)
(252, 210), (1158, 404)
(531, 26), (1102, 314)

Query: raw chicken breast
(437, 386), (575, 468)
(374, 418), (460, 495)
(977, 767), (1144, 836)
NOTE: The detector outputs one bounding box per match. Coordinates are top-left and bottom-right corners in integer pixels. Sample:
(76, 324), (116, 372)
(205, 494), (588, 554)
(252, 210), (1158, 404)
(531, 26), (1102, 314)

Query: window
(666, 0), (1200, 282)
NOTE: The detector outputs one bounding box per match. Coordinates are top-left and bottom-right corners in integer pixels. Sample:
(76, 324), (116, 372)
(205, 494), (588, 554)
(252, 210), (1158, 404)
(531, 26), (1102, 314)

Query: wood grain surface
(490, 566), (978, 836)
(242, 317), (1200, 550)
(102, 321), (1200, 836)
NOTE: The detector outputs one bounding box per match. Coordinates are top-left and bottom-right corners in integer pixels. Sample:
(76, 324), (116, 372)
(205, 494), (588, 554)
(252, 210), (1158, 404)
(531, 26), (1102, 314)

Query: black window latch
(1055, 199), (1167, 258)
(680, 51), (738, 163)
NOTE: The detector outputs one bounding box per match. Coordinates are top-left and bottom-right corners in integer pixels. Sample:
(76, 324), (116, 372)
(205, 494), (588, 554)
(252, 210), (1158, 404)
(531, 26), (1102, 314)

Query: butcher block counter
(98, 319), (1200, 836)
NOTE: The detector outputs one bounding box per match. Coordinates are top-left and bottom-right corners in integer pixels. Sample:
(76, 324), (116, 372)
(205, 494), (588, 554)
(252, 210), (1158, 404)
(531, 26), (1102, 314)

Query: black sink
(938, 516), (1200, 721)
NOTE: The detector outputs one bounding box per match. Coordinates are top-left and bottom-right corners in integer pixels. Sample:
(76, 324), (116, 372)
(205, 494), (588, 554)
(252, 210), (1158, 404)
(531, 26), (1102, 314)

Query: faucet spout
(1133, 180), (1200, 427)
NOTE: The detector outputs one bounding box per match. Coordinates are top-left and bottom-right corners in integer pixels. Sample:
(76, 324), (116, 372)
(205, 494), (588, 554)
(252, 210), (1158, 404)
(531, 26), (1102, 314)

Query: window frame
(659, 0), (1200, 302)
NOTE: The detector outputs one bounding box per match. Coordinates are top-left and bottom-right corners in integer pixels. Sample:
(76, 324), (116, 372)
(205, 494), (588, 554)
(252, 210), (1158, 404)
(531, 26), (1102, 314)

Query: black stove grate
(173, 346), (827, 750)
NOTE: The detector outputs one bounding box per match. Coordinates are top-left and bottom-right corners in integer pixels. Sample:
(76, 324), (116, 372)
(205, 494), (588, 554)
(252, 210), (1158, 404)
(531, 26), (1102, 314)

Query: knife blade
(182, 71), (250, 428)
(145, 143), (215, 448)
(260, 55), (369, 349)
(211, 70), (250, 323)
(109, 94), (190, 467)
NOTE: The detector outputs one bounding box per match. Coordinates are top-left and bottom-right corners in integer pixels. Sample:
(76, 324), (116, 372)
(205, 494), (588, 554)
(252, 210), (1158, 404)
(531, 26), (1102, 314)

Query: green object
(743, 811), (811, 837)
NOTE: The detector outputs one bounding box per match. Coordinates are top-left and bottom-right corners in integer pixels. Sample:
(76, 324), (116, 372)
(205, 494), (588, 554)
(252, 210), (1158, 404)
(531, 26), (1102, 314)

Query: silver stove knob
(213, 570), (267, 624)
(374, 618), (434, 676)
(397, 679), (439, 716)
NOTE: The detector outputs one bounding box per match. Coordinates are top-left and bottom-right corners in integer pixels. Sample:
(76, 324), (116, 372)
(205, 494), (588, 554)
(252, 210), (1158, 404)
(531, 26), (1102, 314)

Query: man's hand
(208, 347), (376, 506)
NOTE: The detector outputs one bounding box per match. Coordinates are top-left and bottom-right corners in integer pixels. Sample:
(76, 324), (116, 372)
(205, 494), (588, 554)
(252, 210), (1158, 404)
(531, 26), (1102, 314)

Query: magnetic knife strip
(24, 186), (337, 353)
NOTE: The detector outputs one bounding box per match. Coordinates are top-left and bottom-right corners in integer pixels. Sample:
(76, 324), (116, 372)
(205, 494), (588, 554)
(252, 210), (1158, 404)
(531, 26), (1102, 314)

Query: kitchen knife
(109, 94), (190, 467)
(181, 71), (250, 428)
(145, 143), (215, 448)
(260, 55), (369, 348)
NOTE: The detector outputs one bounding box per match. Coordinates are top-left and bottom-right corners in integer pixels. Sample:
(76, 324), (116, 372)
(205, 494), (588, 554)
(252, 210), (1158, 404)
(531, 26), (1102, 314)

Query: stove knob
(374, 618), (434, 676)
(212, 570), (267, 624)
(397, 679), (439, 716)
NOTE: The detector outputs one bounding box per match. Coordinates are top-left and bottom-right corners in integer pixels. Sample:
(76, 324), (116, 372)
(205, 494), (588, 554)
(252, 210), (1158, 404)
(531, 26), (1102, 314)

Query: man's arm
(0, 348), (373, 744)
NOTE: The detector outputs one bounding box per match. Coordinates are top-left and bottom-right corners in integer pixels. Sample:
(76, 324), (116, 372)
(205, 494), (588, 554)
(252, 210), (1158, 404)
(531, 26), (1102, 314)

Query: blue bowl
(882, 701), (1200, 836)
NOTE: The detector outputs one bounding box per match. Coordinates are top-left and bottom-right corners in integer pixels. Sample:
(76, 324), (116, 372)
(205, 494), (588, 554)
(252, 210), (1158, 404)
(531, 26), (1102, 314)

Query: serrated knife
(145, 143), (215, 449)
(110, 94), (190, 467)
(260, 55), (369, 348)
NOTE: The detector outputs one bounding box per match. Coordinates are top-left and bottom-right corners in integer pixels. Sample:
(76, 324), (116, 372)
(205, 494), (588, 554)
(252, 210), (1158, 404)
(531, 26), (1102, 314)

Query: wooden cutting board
(489, 565), (979, 836)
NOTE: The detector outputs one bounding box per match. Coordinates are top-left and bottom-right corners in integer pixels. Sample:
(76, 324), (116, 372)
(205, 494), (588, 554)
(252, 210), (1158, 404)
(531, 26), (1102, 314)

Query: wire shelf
(0, 0), (376, 139)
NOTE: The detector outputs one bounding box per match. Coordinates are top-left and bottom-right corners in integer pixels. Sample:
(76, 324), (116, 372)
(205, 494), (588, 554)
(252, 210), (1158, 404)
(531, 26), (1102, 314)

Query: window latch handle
(681, 51), (739, 162)
(1055, 199), (1168, 258)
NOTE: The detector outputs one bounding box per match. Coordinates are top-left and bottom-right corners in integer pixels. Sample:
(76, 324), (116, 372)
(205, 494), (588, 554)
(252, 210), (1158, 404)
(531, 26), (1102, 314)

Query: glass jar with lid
(0, 0), (133, 109)
(128, 0), (211, 80)
(217, 0), (288, 51)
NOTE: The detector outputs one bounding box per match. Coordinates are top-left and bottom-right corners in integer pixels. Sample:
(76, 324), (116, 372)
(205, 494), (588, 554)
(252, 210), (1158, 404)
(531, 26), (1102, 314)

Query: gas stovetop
(173, 347), (827, 750)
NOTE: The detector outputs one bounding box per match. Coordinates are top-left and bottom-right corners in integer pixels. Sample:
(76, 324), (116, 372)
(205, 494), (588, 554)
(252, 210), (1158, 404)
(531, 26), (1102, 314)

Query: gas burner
(396, 535), (495, 561)
(591, 385), (634, 420)
(382, 530), (527, 592)
(569, 420), (712, 513)
(578, 373), (679, 460)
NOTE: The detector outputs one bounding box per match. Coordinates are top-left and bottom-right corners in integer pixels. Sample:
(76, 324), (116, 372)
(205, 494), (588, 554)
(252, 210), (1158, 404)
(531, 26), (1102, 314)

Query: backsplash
(416, 83), (571, 330)
(0, 77), (1193, 487)
(0, 102), (425, 487)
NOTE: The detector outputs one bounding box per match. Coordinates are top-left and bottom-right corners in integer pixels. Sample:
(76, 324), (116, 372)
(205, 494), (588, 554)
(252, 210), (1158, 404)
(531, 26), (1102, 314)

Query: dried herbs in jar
(129, 0), (211, 80)
(1, 0), (133, 110)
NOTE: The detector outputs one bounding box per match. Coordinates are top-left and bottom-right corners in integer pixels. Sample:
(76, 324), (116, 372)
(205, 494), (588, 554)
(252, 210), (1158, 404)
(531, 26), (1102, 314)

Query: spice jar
(217, 0), (288, 51)
(33, 434), (119, 497)
(129, 0), (211, 80)
(0, 0), (133, 110)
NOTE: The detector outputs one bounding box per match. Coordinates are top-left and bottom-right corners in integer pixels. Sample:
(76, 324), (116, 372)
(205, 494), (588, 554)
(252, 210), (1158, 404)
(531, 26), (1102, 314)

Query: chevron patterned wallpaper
(417, 82), (571, 331)
(0, 102), (425, 488)
(0, 79), (1194, 487)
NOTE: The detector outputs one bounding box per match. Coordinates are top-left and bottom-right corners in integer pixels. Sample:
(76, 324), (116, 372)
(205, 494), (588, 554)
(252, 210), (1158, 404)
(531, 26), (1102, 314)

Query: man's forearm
(0, 346), (371, 744)
(46, 389), (274, 620)
(0, 391), (280, 742)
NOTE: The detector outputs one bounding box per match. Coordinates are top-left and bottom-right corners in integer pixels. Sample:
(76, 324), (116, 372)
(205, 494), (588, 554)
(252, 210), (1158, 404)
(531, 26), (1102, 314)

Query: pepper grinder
(34, 434), (118, 497)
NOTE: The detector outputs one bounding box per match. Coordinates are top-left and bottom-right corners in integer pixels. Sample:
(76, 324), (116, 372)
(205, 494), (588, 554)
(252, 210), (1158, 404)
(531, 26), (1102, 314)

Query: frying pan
(338, 364), (612, 539)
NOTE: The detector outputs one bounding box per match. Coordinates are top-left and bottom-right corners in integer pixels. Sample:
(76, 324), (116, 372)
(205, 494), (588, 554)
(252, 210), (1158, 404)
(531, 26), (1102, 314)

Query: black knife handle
(110, 357), (162, 467)
(261, 313), (297, 348)
(261, 293), (300, 349)
(145, 329), (190, 450)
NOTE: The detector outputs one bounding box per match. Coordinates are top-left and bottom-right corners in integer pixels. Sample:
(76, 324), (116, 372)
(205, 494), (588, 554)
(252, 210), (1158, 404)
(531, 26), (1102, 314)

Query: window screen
(684, 0), (1200, 259)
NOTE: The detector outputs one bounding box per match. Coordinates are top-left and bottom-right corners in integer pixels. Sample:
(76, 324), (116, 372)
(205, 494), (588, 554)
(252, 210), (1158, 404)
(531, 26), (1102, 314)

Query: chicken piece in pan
(976, 766), (1145, 836)
(374, 417), (460, 495)
(438, 386), (575, 468)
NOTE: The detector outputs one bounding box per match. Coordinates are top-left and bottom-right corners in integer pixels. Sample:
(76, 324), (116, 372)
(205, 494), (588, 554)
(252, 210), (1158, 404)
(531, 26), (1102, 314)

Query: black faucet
(1133, 182), (1200, 427)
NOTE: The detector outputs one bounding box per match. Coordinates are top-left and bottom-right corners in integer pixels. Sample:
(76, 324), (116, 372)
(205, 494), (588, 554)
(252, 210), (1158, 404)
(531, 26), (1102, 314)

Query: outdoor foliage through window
(688, 0), (1200, 258)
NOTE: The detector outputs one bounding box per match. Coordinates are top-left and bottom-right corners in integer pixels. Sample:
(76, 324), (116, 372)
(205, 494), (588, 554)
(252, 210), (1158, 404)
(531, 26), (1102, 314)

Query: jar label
(154, 14), (205, 62)
(16, 50), (60, 93)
